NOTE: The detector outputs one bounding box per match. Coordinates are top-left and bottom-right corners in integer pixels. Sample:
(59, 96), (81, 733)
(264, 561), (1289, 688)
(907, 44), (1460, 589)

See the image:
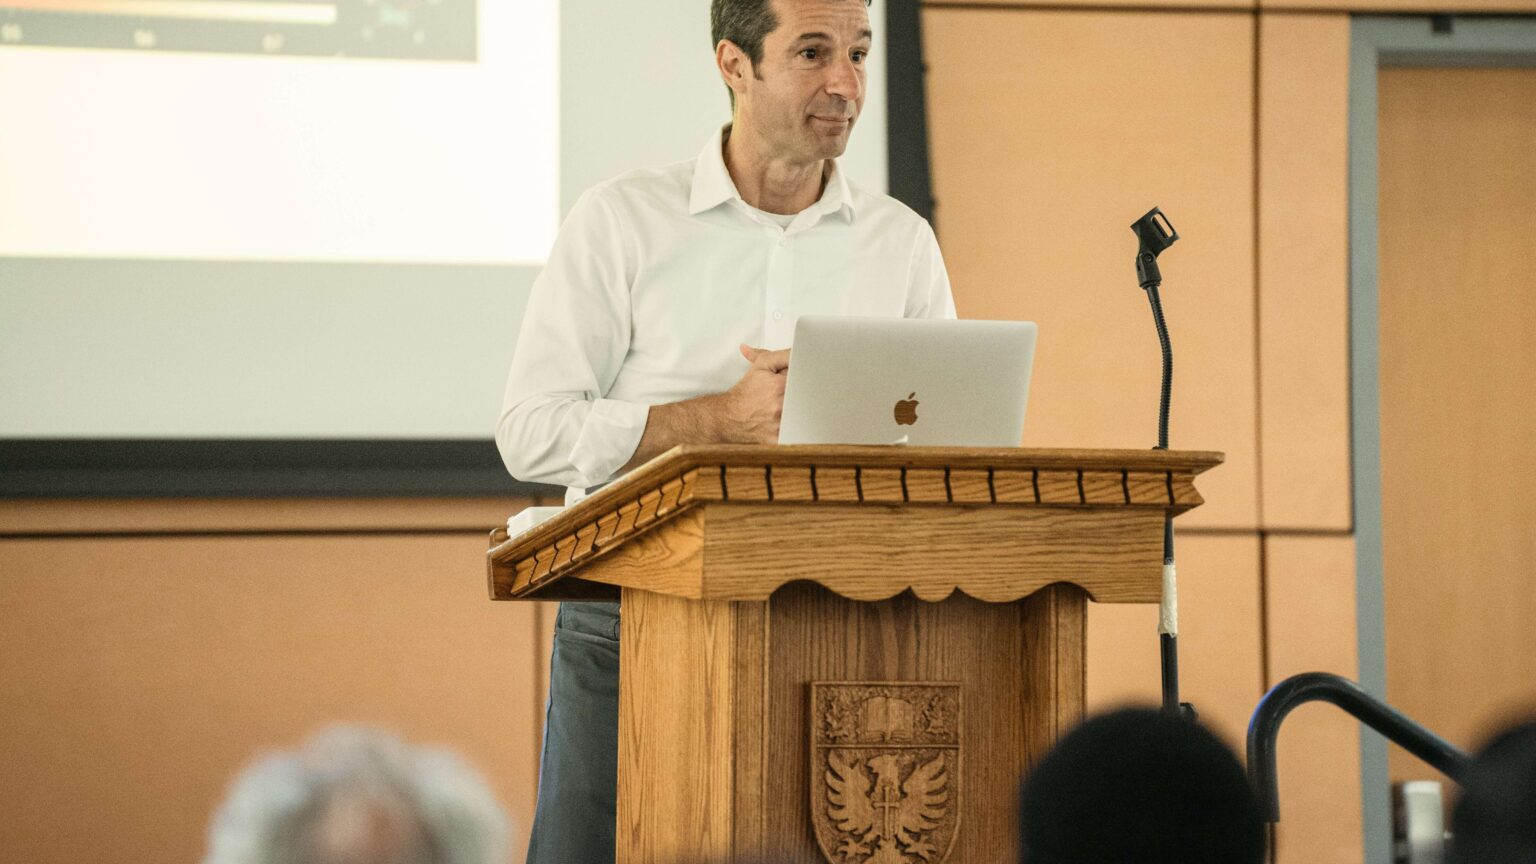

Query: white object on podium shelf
(506, 506), (566, 538)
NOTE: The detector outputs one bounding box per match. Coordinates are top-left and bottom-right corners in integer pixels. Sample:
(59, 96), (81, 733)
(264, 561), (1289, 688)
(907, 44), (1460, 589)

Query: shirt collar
(688, 124), (857, 224)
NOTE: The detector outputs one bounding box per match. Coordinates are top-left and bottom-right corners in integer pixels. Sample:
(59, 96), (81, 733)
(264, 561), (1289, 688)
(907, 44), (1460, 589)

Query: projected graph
(0, 0), (475, 60)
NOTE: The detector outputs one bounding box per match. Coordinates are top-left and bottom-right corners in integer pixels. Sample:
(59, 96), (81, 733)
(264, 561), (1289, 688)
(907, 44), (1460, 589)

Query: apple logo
(894, 392), (919, 426)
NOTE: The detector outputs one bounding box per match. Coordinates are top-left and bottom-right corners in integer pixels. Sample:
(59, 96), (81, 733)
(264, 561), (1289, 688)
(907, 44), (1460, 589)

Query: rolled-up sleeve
(496, 187), (651, 488)
(906, 220), (958, 321)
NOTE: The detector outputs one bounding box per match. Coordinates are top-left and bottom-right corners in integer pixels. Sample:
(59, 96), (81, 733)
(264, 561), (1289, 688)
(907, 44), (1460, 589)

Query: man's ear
(716, 39), (751, 102)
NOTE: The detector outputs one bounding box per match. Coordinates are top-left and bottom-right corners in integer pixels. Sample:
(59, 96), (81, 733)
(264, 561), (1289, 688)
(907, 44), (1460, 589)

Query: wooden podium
(488, 445), (1220, 863)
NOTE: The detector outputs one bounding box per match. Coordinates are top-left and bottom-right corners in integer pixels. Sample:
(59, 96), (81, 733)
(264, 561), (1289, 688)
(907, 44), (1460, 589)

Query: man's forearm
(619, 394), (726, 473)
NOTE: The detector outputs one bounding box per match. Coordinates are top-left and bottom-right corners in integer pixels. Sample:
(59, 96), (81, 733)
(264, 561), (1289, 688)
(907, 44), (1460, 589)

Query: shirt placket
(764, 226), (795, 347)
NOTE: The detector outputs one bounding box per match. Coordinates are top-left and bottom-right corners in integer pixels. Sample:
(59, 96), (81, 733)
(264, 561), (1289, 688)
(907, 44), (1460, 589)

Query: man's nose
(824, 55), (862, 103)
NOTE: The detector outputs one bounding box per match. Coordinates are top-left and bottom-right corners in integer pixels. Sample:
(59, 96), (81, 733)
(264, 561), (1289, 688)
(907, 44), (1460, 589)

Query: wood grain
(618, 583), (1090, 862)
(617, 589), (742, 862)
(1022, 584), (1088, 768)
(701, 504), (1165, 603)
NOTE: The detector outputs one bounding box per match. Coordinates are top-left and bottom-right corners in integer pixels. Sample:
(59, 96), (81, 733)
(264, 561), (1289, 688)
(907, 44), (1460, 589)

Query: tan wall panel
(1087, 533), (1264, 749)
(1257, 13), (1352, 531)
(1263, 0), (1536, 10)
(0, 497), (545, 535)
(927, 0), (1254, 8)
(925, 8), (1258, 529)
(0, 533), (542, 864)
(1265, 535), (1362, 864)
(1378, 67), (1536, 778)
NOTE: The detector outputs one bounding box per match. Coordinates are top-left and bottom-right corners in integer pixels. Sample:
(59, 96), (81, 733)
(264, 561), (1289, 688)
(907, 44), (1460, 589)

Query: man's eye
(852, 50), (867, 63)
(801, 48), (819, 60)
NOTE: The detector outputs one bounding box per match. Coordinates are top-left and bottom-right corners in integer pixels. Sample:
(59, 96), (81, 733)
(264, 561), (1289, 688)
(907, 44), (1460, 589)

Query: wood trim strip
(818, 467), (860, 502)
(489, 447), (1223, 599)
(725, 465), (770, 502)
(860, 468), (905, 504)
(773, 466), (816, 502)
(992, 469), (1034, 503)
(950, 468), (991, 503)
(1036, 470), (1079, 505)
(1081, 470), (1125, 505)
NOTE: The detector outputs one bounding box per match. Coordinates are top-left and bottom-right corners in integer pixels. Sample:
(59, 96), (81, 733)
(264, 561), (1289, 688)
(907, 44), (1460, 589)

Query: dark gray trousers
(525, 601), (621, 864)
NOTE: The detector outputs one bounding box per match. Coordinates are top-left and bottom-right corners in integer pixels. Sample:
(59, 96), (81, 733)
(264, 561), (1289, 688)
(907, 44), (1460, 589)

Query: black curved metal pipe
(1247, 671), (1472, 822)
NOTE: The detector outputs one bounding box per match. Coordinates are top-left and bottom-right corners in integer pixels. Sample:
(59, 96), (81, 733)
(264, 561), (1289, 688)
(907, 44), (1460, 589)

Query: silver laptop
(778, 316), (1037, 446)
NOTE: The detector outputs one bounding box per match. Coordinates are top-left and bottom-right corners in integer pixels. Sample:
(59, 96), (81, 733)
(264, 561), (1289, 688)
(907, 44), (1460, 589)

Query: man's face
(737, 0), (871, 164)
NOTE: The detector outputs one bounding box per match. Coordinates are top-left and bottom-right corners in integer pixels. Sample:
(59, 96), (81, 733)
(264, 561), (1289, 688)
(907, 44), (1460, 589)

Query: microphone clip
(1131, 207), (1179, 289)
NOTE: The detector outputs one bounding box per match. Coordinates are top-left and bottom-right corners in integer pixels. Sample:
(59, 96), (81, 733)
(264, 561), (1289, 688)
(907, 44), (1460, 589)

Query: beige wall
(0, 499), (556, 864)
(923, 4), (1360, 863)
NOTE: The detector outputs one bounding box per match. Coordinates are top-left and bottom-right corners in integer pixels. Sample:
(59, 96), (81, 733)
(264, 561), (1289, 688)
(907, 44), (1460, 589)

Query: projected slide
(0, 0), (554, 263)
(0, 0), (890, 445)
(0, 0), (475, 60)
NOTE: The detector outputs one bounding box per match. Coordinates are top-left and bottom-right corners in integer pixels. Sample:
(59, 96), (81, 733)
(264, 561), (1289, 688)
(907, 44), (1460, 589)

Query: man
(496, 0), (955, 860)
(203, 725), (511, 864)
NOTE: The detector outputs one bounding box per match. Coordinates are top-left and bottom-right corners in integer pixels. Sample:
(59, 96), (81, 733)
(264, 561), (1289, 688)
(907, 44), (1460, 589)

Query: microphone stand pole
(1131, 208), (1189, 719)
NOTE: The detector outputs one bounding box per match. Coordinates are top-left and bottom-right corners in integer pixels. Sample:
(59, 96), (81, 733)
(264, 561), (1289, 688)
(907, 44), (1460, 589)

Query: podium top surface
(487, 445), (1222, 602)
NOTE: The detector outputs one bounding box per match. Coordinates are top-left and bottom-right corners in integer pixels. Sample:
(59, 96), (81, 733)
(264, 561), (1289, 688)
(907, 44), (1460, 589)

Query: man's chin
(808, 120), (855, 157)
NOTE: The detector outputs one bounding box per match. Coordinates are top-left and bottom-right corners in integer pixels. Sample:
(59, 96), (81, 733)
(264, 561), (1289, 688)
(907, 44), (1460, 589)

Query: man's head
(712, 0), (872, 165)
(1450, 718), (1536, 864)
(1018, 707), (1265, 864)
(203, 726), (510, 864)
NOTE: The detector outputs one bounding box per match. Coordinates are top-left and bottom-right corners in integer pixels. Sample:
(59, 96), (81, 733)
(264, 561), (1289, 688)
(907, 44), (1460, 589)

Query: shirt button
(772, 310), (784, 321)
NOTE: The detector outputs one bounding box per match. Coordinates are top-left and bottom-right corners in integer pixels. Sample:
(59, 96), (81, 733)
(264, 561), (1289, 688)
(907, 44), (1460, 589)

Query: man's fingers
(740, 344), (762, 362)
(752, 348), (791, 373)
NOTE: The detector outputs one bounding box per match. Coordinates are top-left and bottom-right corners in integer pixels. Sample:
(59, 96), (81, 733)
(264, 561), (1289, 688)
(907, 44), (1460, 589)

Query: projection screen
(0, 0), (903, 495)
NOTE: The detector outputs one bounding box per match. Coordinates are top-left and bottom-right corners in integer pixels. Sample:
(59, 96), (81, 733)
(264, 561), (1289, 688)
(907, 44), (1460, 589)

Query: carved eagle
(826, 751), (950, 861)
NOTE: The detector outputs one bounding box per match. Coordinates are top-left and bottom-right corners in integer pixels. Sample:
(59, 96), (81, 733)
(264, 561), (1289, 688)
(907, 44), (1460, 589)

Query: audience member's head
(203, 725), (509, 864)
(1018, 707), (1265, 864)
(1450, 718), (1536, 864)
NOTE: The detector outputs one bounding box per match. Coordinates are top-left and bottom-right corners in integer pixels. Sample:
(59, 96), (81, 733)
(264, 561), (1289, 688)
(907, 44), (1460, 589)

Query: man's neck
(723, 125), (828, 216)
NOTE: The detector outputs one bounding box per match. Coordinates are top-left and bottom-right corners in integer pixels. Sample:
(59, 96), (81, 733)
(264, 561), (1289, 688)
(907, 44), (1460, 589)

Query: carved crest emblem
(811, 682), (961, 864)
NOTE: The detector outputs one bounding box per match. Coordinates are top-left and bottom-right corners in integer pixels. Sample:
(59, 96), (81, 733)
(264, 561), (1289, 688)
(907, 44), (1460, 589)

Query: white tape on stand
(1158, 561), (1179, 636)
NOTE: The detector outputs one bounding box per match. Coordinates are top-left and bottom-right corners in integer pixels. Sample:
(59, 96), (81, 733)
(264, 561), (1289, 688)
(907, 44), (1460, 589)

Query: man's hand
(618, 344), (791, 472)
(718, 344), (790, 443)
(738, 343), (790, 374)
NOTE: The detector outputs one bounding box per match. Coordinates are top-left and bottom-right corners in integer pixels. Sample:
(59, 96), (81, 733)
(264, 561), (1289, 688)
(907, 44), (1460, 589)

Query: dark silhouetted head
(1019, 707), (1265, 864)
(1450, 718), (1536, 864)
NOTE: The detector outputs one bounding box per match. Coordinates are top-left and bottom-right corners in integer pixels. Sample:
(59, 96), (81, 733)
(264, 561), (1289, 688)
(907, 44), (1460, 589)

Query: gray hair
(203, 726), (510, 864)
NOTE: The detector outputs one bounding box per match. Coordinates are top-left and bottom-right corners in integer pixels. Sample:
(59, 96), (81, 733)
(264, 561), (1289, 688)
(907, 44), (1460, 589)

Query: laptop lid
(778, 316), (1037, 447)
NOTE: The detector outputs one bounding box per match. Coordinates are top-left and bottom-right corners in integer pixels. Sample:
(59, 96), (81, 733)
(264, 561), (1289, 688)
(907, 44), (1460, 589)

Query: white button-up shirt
(497, 125), (957, 497)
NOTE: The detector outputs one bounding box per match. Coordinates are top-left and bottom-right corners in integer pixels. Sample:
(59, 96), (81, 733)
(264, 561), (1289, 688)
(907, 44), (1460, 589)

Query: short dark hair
(711, 0), (780, 71)
(710, 0), (872, 107)
(1450, 719), (1536, 864)
(1019, 708), (1265, 864)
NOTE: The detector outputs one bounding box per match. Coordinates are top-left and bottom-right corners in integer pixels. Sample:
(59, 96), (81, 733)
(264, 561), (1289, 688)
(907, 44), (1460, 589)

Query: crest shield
(811, 682), (962, 864)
